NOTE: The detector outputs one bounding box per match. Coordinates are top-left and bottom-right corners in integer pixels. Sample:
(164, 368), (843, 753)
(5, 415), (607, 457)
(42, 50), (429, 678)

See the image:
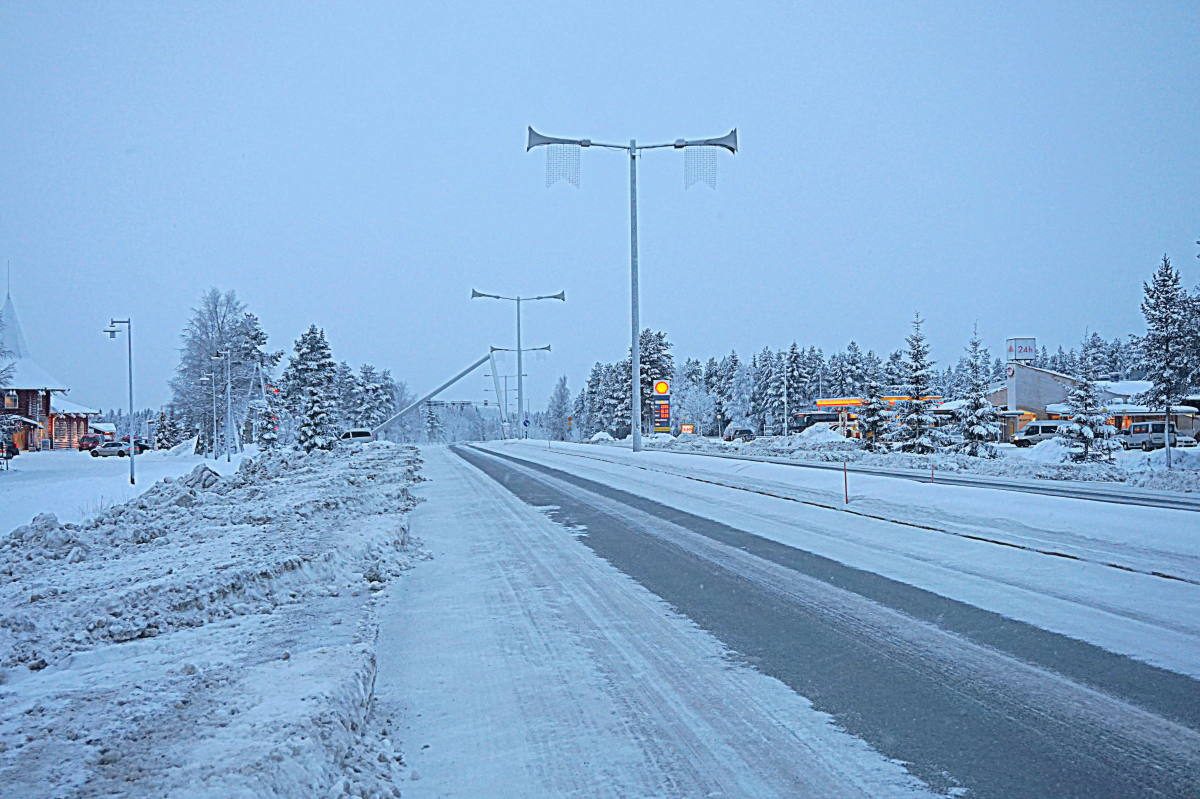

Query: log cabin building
(1, 289), (98, 450)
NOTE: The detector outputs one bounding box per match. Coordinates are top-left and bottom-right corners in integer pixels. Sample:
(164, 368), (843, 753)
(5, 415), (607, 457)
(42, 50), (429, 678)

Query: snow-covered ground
(1, 445), (247, 532)
(480, 441), (1200, 679)
(0, 442), (423, 798)
(624, 428), (1200, 492)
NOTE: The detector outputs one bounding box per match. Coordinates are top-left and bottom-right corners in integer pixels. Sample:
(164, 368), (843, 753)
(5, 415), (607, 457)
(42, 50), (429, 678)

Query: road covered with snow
(0, 443), (423, 798)
(383, 441), (1199, 798)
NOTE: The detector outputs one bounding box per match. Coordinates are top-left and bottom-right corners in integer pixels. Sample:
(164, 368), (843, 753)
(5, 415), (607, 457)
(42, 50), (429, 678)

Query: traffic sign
(523, 419), (530, 427)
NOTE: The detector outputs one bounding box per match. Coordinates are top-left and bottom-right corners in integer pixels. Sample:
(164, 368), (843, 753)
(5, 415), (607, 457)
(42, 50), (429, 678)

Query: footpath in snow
(0, 442), (423, 798)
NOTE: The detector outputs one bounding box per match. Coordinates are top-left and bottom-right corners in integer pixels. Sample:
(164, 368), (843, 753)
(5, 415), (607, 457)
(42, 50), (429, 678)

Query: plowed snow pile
(0, 442), (424, 798)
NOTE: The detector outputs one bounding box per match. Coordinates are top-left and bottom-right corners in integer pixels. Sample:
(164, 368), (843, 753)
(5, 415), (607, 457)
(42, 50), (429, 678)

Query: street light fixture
(102, 318), (135, 485)
(472, 289), (564, 437)
(526, 126), (737, 451)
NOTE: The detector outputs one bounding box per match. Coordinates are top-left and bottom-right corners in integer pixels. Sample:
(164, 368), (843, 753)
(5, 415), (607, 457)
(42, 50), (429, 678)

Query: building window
(3, 392), (16, 410)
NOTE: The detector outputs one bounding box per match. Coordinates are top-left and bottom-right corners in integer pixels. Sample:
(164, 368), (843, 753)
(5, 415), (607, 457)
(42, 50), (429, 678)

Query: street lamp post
(199, 373), (217, 458)
(526, 126), (737, 451)
(472, 289), (564, 437)
(102, 318), (136, 485)
(211, 352), (233, 462)
(490, 345), (550, 437)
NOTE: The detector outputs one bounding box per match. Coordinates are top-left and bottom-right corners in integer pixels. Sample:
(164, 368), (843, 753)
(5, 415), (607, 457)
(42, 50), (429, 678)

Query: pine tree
(883, 350), (906, 393)
(954, 326), (1001, 457)
(892, 312), (939, 453)
(1139, 255), (1194, 416)
(248, 397), (279, 448)
(704, 357), (723, 435)
(298, 386), (336, 452)
(858, 376), (892, 452)
(282, 326), (337, 451)
(1058, 335), (1118, 462)
(546, 375), (572, 441)
(784, 343), (805, 422)
(423, 403), (444, 442)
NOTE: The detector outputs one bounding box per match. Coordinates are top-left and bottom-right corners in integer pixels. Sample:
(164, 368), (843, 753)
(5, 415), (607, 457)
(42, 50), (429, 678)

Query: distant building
(988, 362), (1196, 438)
(1, 289), (98, 450)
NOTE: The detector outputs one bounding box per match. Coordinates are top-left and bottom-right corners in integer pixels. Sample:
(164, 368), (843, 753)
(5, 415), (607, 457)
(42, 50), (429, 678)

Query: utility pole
(471, 289), (564, 437)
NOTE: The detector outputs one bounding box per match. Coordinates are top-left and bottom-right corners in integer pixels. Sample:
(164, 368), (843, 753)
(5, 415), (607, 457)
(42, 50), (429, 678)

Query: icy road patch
(0, 443), (424, 798)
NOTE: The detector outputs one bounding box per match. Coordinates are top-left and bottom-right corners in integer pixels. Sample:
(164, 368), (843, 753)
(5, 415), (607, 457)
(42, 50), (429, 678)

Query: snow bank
(647, 432), (1200, 492)
(0, 442), (424, 798)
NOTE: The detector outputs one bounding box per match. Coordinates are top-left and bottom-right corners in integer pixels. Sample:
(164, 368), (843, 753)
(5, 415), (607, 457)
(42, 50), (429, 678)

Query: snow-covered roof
(90, 421), (116, 433)
(51, 395), (99, 415)
(1096, 380), (1152, 399)
(1048, 402), (1200, 415)
(7, 415), (43, 428)
(1, 292), (69, 391)
(1, 356), (68, 391)
(1013, 362), (1081, 384)
(932, 399), (969, 412)
(1, 292), (31, 359)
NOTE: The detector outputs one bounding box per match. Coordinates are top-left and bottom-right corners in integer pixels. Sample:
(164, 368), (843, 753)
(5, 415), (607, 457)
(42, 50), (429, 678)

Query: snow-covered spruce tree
(1138, 255), (1196, 426)
(331, 361), (358, 431)
(423, 403), (444, 443)
(892, 313), (939, 454)
(784, 343), (805, 421)
(546, 375), (572, 441)
(857, 377), (892, 452)
(883, 350), (906, 393)
(716, 351), (741, 432)
(298, 386), (336, 452)
(703, 357), (723, 435)
(1058, 335), (1118, 462)
(625, 328), (675, 434)
(842, 341), (868, 398)
(673, 366), (716, 435)
(247, 397), (279, 448)
(954, 326), (1001, 457)
(282, 326), (337, 451)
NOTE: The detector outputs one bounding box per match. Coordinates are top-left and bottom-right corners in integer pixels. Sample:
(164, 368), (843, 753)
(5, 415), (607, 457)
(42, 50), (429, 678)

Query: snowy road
(374, 447), (933, 798)
(379, 444), (1200, 798)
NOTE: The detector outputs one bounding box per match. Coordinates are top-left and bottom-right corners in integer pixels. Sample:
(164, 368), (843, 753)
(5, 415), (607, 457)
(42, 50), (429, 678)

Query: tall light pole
(490, 344), (551, 436)
(527, 126), (737, 451)
(102, 318), (136, 485)
(211, 352), (233, 462)
(471, 289), (564, 437)
(200, 373), (217, 458)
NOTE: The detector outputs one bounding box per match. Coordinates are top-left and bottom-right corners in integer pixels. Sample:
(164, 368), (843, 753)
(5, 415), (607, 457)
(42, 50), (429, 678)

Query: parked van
(1012, 419), (1068, 447)
(722, 423), (756, 442)
(1120, 421), (1177, 451)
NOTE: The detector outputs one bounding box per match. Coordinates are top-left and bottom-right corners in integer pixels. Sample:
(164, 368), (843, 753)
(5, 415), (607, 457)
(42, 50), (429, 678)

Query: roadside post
(843, 460), (849, 504)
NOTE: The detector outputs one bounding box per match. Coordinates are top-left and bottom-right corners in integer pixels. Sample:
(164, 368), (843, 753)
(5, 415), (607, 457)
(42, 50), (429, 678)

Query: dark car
(3, 440), (18, 458)
(119, 435), (152, 453)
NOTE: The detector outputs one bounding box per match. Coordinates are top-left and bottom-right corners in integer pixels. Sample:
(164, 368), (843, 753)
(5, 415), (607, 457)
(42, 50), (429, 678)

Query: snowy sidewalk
(373, 446), (932, 798)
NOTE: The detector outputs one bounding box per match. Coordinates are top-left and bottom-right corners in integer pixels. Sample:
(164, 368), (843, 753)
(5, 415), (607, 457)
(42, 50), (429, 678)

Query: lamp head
(102, 325), (119, 339)
(526, 127), (589, 151)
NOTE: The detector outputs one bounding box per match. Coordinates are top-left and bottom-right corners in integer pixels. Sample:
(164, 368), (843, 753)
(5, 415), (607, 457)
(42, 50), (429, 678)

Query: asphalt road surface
(449, 444), (1200, 798)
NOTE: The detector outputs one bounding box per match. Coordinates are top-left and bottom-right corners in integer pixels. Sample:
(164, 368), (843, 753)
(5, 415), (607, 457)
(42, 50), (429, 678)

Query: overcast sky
(2, 2), (1197, 411)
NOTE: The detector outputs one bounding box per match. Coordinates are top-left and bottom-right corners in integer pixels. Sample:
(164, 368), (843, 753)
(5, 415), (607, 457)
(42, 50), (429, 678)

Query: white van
(1120, 421), (1177, 451)
(1012, 420), (1068, 447)
(338, 428), (375, 443)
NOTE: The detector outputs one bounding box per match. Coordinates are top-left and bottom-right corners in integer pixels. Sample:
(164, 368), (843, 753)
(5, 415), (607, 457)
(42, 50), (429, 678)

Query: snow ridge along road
(634, 441), (1200, 511)
(458, 443), (1200, 798)
(374, 446), (934, 798)
(0, 443), (422, 799)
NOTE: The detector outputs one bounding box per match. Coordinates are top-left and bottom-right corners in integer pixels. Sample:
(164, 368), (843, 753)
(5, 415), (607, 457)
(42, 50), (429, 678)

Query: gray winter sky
(2, 2), (1197, 411)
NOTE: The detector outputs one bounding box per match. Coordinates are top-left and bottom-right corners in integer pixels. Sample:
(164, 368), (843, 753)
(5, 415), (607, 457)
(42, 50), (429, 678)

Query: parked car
(1012, 419), (1068, 447)
(338, 428), (375, 443)
(1120, 421), (1178, 451)
(1176, 434), (1197, 448)
(78, 434), (106, 451)
(722, 424), (756, 442)
(119, 435), (152, 453)
(91, 440), (131, 457)
(3, 440), (18, 458)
